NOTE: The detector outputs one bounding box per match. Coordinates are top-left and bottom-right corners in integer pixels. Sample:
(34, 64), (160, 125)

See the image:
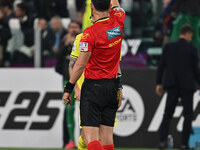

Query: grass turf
(0, 148), (162, 150)
(0, 148), (179, 150)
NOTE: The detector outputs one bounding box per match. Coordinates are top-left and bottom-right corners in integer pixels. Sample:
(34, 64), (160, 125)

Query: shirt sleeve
(110, 7), (125, 25)
(70, 33), (83, 59)
(79, 27), (94, 52)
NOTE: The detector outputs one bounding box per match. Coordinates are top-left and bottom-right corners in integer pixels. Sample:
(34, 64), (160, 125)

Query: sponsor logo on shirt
(81, 33), (89, 40)
(106, 26), (121, 40)
(79, 42), (89, 52)
(114, 11), (124, 17)
(109, 38), (122, 47)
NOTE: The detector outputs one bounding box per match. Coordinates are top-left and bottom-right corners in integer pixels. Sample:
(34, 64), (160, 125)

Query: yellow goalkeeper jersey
(70, 33), (84, 89)
(82, 0), (92, 31)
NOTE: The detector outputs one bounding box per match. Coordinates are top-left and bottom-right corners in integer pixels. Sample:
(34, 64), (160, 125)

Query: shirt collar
(94, 17), (109, 24)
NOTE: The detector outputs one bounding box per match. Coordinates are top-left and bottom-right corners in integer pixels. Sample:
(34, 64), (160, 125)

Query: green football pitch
(0, 148), (143, 150)
(0, 148), (168, 150)
(0, 149), (153, 150)
(0, 148), (180, 150)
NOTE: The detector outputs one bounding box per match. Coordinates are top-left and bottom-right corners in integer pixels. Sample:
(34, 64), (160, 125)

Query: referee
(63, 0), (125, 149)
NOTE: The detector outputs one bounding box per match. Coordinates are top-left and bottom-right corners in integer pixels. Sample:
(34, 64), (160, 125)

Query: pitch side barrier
(0, 68), (199, 148)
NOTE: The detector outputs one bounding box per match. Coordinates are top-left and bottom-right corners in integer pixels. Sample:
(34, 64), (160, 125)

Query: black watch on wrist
(117, 73), (123, 89)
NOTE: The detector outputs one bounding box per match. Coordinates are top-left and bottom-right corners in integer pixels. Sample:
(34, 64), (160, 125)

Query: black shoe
(158, 142), (167, 149)
(180, 145), (193, 150)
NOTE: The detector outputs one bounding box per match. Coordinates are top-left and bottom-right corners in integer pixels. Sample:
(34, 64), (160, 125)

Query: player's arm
(69, 33), (83, 77)
(69, 57), (81, 101)
(63, 52), (91, 106)
(69, 57), (77, 77)
(110, 0), (125, 24)
(69, 52), (91, 84)
(63, 29), (93, 106)
(111, 0), (120, 8)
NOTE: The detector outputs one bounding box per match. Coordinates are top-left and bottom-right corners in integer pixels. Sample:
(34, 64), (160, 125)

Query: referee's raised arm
(111, 0), (120, 7)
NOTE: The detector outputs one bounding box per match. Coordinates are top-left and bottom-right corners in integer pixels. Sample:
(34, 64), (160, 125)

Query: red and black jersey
(80, 7), (125, 79)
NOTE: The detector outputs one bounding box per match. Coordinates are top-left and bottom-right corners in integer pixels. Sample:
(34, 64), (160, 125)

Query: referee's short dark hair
(180, 24), (194, 35)
(92, 0), (111, 12)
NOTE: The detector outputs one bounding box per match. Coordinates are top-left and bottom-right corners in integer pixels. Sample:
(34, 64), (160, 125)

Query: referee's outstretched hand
(63, 92), (72, 107)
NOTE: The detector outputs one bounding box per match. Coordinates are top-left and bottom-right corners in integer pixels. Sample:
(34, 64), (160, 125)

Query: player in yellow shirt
(69, 1), (92, 148)
(69, 34), (87, 150)
(69, 33), (87, 150)
(82, 0), (92, 31)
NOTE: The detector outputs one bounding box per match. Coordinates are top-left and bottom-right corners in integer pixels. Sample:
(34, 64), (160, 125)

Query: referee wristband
(117, 73), (123, 89)
(64, 81), (75, 93)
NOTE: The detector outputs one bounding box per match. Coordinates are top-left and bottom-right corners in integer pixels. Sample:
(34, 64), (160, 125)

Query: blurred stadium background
(0, 0), (200, 149)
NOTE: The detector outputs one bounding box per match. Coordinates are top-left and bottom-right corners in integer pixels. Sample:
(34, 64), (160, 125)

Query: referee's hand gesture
(63, 93), (72, 107)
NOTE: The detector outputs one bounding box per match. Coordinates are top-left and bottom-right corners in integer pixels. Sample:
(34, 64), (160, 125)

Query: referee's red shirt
(80, 7), (125, 79)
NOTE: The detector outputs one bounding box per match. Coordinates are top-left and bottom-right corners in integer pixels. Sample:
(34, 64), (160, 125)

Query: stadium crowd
(0, 0), (200, 67)
(0, 0), (200, 68)
(0, 0), (200, 149)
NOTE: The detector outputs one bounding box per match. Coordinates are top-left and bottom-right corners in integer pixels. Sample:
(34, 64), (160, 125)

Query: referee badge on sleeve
(114, 7), (125, 12)
(79, 42), (89, 52)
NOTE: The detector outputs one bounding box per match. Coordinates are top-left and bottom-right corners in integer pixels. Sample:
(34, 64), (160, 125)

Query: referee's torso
(79, 7), (125, 79)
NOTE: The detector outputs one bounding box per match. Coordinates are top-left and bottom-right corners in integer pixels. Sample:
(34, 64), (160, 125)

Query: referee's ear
(90, 3), (95, 13)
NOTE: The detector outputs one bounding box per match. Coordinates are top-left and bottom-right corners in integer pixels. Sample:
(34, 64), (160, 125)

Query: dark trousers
(63, 107), (69, 147)
(160, 88), (194, 146)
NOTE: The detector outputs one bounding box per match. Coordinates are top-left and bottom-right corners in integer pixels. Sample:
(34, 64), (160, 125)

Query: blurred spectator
(6, 2), (34, 66)
(13, 0), (22, 11)
(67, 0), (77, 21)
(55, 21), (82, 80)
(37, 18), (55, 66)
(15, 2), (34, 28)
(132, 0), (153, 27)
(154, 0), (176, 46)
(41, 16), (67, 67)
(121, 0), (133, 37)
(35, 0), (69, 21)
(54, 21), (81, 149)
(170, 0), (200, 50)
(15, 2), (34, 49)
(172, 0), (200, 16)
(50, 16), (67, 54)
(37, 18), (47, 30)
(0, 0), (14, 66)
(0, 0), (15, 27)
(163, 0), (171, 8)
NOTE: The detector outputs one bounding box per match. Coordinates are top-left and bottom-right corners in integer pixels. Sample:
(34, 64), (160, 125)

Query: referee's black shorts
(80, 78), (119, 127)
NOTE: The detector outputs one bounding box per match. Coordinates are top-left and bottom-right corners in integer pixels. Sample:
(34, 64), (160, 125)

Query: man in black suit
(156, 24), (200, 149)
